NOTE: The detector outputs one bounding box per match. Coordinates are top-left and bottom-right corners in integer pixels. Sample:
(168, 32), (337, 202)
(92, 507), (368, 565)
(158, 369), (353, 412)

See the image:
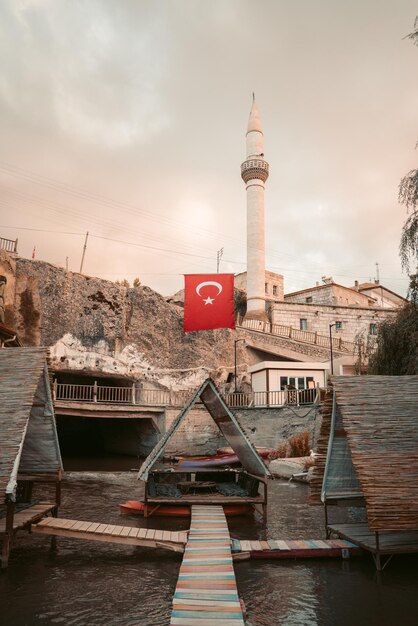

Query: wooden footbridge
(32, 517), (187, 553)
(171, 505), (245, 626)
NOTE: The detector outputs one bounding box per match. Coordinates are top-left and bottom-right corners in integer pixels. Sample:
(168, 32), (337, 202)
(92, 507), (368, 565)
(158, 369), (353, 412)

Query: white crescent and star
(195, 281), (223, 305)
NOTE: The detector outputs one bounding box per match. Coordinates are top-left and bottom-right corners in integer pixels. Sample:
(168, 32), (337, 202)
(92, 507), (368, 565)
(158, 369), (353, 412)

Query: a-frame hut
(0, 348), (63, 568)
(138, 378), (270, 518)
(310, 375), (418, 569)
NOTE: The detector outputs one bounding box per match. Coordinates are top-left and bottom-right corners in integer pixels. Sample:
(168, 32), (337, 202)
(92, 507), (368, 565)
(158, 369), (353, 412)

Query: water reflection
(0, 471), (417, 626)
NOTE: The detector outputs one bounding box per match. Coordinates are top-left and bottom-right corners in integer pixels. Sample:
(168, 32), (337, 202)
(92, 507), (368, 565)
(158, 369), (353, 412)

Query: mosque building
(236, 96), (406, 384)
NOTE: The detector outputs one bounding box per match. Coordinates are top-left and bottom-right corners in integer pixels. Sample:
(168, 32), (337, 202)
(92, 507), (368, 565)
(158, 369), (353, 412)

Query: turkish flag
(184, 274), (235, 332)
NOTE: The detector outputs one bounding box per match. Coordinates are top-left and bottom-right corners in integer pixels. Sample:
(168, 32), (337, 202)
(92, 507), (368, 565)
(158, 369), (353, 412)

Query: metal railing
(54, 381), (172, 405)
(0, 236), (18, 253)
(238, 317), (358, 353)
(53, 382), (319, 409)
(223, 387), (319, 408)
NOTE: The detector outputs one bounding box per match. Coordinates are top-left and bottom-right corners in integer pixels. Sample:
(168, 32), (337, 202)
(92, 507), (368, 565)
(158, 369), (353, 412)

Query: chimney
(354, 280), (359, 290)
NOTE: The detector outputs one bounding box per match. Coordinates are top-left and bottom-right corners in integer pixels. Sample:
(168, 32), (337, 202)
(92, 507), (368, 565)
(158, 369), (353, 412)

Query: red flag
(32, 246), (36, 259)
(184, 274), (235, 333)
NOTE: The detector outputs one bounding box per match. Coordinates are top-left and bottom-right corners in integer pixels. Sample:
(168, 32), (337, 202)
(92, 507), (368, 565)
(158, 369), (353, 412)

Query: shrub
(288, 431), (310, 457)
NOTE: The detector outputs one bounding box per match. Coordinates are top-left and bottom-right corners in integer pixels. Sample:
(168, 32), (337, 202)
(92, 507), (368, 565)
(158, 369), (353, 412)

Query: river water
(1, 470), (417, 626)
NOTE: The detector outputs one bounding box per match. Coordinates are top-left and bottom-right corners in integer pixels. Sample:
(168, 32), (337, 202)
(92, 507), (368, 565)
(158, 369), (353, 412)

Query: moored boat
(217, 446), (273, 458)
(119, 500), (251, 517)
(176, 453), (240, 468)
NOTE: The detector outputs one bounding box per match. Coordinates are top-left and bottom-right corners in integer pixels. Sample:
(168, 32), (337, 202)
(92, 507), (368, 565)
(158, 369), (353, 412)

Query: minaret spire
(241, 96), (269, 321)
(247, 93), (262, 136)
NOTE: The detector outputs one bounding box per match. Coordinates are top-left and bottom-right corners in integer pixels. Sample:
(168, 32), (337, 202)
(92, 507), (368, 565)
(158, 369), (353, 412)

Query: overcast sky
(0, 0), (416, 297)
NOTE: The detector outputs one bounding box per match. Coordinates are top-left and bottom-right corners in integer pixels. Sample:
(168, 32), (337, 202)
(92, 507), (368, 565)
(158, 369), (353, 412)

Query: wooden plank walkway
(171, 505), (245, 626)
(231, 537), (361, 560)
(328, 523), (418, 555)
(0, 503), (57, 534)
(32, 518), (188, 553)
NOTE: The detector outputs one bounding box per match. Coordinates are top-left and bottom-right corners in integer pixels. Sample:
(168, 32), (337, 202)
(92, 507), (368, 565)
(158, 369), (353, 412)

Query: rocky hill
(0, 250), (243, 390)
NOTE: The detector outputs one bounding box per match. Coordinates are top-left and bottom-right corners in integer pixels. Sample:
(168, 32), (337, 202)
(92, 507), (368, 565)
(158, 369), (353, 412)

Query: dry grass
(288, 431), (311, 457)
(268, 431), (312, 461)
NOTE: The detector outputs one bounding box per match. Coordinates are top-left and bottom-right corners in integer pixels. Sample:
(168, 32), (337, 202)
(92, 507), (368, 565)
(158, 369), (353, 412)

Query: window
(335, 321), (342, 331)
(299, 318), (308, 330)
(273, 285), (277, 296)
(280, 376), (316, 391)
(265, 283), (268, 294)
(306, 296), (312, 303)
(369, 323), (377, 335)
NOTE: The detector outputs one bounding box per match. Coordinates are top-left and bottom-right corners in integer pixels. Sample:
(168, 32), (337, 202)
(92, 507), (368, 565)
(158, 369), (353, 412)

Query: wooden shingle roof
(0, 348), (62, 502)
(311, 376), (418, 531)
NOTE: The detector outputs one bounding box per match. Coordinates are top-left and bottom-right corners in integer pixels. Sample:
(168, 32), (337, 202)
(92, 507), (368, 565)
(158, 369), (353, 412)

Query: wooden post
(289, 326), (293, 338)
(314, 331), (318, 344)
(55, 479), (61, 508)
(93, 381), (98, 403)
(53, 379), (58, 401)
(132, 383), (136, 405)
(324, 503), (330, 538)
(1, 502), (15, 568)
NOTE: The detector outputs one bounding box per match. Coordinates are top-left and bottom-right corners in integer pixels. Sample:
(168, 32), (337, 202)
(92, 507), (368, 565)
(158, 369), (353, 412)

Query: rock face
(1, 253), (239, 389)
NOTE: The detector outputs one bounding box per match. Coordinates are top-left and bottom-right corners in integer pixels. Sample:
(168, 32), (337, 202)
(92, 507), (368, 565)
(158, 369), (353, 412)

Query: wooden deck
(32, 518), (188, 553)
(0, 503), (57, 534)
(171, 505), (245, 626)
(231, 537), (361, 560)
(328, 523), (418, 569)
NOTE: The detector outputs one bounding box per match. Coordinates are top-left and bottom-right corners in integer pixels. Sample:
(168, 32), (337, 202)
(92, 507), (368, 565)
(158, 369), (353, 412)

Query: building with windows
(236, 272), (405, 383)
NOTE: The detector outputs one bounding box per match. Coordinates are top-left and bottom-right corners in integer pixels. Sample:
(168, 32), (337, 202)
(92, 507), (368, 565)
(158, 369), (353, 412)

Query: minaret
(241, 94), (269, 321)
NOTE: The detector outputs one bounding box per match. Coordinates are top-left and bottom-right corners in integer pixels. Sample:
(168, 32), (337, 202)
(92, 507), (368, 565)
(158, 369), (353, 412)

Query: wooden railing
(0, 236), (18, 253)
(53, 382), (318, 408)
(238, 317), (358, 353)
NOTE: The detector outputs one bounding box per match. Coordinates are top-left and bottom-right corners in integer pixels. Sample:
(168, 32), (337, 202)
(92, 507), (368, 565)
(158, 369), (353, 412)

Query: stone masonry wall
(284, 284), (372, 307)
(162, 404), (321, 456)
(271, 301), (397, 345)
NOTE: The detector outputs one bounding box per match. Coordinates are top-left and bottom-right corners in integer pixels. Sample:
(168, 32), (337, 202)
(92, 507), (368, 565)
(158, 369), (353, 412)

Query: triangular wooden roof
(311, 375), (418, 531)
(138, 378), (270, 481)
(0, 348), (63, 503)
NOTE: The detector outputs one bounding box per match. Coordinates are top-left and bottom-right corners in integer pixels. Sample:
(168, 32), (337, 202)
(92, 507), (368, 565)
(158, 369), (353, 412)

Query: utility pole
(79, 232), (89, 274)
(375, 262), (380, 284)
(216, 247), (223, 273)
(66, 257), (69, 272)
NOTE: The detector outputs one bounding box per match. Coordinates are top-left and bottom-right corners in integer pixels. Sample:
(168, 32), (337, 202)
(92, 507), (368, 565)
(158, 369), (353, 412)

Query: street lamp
(329, 323), (336, 375)
(234, 338), (246, 393)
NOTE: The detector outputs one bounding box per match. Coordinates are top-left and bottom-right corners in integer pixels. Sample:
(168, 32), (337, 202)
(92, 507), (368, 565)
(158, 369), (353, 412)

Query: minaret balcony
(241, 159), (269, 183)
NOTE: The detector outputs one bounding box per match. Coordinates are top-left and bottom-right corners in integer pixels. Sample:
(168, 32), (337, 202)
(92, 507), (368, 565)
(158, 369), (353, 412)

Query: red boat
(217, 446), (272, 458)
(177, 453), (240, 468)
(119, 500), (252, 517)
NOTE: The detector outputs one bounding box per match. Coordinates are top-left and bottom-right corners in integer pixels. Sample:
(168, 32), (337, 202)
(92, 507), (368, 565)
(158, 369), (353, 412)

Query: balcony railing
(0, 236), (18, 253)
(238, 317), (358, 353)
(54, 382), (173, 405)
(223, 387), (319, 408)
(53, 382), (319, 409)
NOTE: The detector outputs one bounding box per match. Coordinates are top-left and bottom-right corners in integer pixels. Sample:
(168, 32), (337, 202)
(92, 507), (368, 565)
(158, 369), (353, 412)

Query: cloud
(0, 0), (415, 298)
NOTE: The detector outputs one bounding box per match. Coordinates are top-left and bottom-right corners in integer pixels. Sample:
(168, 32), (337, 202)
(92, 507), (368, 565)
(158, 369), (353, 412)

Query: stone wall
(270, 301), (397, 345)
(162, 403), (321, 456)
(235, 404), (322, 450)
(284, 283), (372, 307)
(234, 270), (284, 300)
